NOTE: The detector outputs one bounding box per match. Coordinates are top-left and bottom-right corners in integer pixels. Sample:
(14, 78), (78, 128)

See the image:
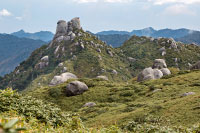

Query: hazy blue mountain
(131, 27), (156, 36)
(176, 31), (200, 45)
(0, 34), (46, 76)
(97, 30), (130, 35)
(97, 34), (131, 47)
(151, 28), (191, 38)
(11, 30), (54, 42)
(97, 28), (195, 39)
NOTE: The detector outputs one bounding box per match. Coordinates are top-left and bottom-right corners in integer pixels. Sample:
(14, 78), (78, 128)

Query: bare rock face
(54, 20), (68, 39)
(137, 67), (163, 82)
(50, 72), (77, 86)
(152, 59), (167, 69)
(71, 17), (81, 30)
(53, 17), (81, 42)
(65, 81), (88, 96)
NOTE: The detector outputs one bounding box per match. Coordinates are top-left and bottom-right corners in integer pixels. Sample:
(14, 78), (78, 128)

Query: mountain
(11, 30), (54, 42)
(97, 30), (129, 35)
(96, 34), (130, 47)
(0, 34), (45, 76)
(0, 18), (132, 91)
(177, 31), (200, 45)
(120, 36), (200, 76)
(1, 18), (200, 132)
(131, 27), (156, 36)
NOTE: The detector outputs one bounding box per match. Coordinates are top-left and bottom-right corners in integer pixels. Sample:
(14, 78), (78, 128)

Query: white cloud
(15, 17), (23, 20)
(164, 4), (196, 15)
(73, 0), (97, 3)
(104, 0), (132, 3)
(148, 0), (200, 5)
(74, 0), (132, 3)
(0, 9), (11, 16)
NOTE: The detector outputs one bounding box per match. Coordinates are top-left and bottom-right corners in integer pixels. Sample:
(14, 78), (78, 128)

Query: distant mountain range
(11, 30), (54, 42)
(0, 34), (45, 76)
(96, 27), (200, 47)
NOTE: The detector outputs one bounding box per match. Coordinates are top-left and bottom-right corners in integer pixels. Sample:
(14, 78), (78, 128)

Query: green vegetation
(25, 70), (200, 131)
(121, 36), (200, 76)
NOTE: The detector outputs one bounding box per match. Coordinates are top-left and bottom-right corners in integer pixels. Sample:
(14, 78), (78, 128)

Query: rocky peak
(53, 17), (81, 41)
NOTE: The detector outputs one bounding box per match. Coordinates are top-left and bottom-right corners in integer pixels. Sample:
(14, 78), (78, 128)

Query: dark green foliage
(0, 88), (69, 126)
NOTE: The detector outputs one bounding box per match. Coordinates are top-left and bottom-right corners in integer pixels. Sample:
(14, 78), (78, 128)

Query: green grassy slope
(25, 70), (200, 129)
(120, 36), (200, 76)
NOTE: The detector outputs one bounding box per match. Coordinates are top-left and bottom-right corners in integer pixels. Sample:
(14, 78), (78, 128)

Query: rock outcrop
(152, 59), (167, 69)
(53, 17), (81, 42)
(96, 76), (109, 81)
(65, 81), (88, 96)
(35, 56), (49, 69)
(50, 72), (77, 86)
(191, 61), (200, 70)
(137, 59), (171, 82)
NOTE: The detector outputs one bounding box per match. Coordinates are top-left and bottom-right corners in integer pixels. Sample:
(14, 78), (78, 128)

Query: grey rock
(107, 50), (113, 57)
(41, 56), (49, 62)
(96, 76), (108, 81)
(71, 17), (81, 30)
(63, 67), (67, 72)
(50, 72), (77, 86)
(160, 68), (171, 76)
(54, 20), (68, 39)
(83, 102), (96, 107)
(181, 92), (195, 97)
(66, 81), (88, 96)
(191, 61), (200, 70)
(58, 63), (63, 67)
(97, 48), (101, 53)
(128, 57), (136, 62)
(137, 67), (163, 82)
(112, 70), (118, 75)
(152, 59), (167, 69)
(70, 33), (76, 40)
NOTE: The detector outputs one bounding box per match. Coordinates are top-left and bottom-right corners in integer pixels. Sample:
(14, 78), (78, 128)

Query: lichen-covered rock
(137, 67), (163, 82)
(152, 59), (167, 69)
(160, 68), (171, 76)
(181, 92), (195, 97)
(65, 81), (88, 96)
(41, 56), (49, 62)
(128, 57), (136, 62)
(50, 72), (77, 86)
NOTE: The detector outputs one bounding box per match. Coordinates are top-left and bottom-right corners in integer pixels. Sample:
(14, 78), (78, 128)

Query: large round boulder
(137, 67), (163, 82)
(160, 68), (171, 76)
(50, 72), (77, 86)
(65, 81), (88, 96)
(152, 59), (167, 69)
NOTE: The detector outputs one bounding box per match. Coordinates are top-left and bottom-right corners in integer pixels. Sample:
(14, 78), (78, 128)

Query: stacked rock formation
(53, 17), (81, 42)
(137, 59), (171, 82)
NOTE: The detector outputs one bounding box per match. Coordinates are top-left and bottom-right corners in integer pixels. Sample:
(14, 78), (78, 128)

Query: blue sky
(0, 0), (200, 33)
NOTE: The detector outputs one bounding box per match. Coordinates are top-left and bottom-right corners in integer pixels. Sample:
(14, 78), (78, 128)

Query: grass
(25, 70), (200, 129)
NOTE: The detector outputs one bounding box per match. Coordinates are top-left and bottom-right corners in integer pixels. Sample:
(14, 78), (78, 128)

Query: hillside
(11, 30), (54, 42)
(0, 18), (132, 91)
(120, 35), (200, 76)
(0, 34), (45, 76)
(25, 69), (200, 131)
